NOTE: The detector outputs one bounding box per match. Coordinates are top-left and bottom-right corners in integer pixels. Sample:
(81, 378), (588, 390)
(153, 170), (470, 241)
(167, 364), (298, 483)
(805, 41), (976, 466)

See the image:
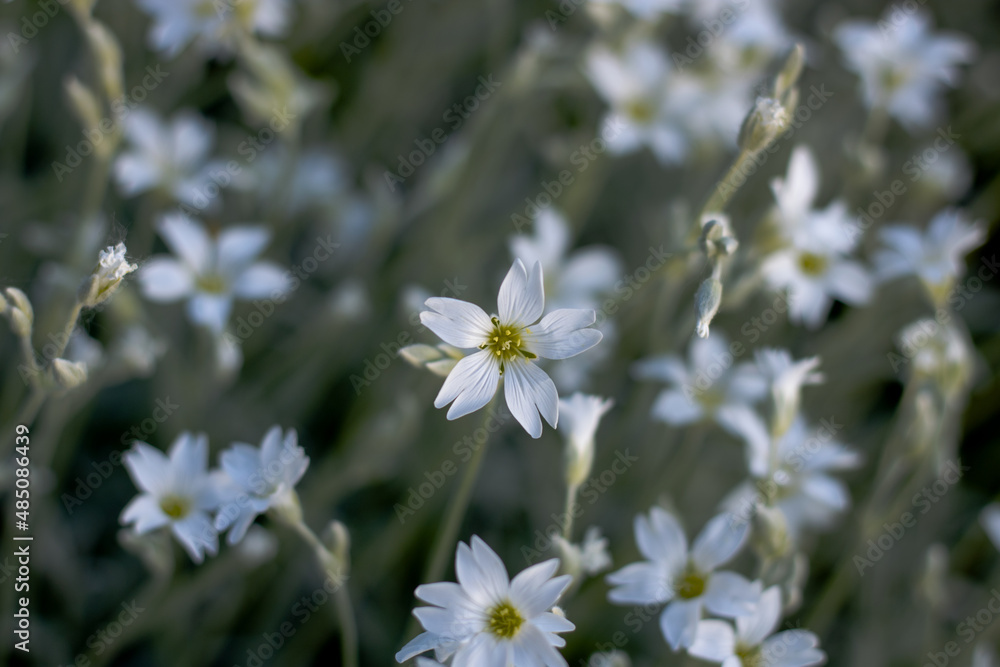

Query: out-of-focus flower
(419, 259), (602, 438)
(761, 146), (872, 328)
(980, 504), (1000, 552)
(135, 0), (291, 57)
(587, 650), (632, 667)
(215, 426), (309, 545)
(400, 343), (465, 377)
(634, 334), (767, 435)
(724, 416), (860, 540)
(396, 535), (574, 665)
(120, 433), (223, 563)
(81, 242), (138, 307)
(559, 393), (613, 488)
(688, 586), (825, 666)
(114, 325), (167, 376)
(139, 214), (289, 333)
(52, 358), (88, 389)
(607, 508), (759, 650)
(588, 0), (685, 20)
(554, 526), (613, 577)
(834, 10), (975, 130)
(114, 109), (223, 208)
(875, 209), (985, 305)
(896, 318), (973, 393)
(754, 348), (823, 441)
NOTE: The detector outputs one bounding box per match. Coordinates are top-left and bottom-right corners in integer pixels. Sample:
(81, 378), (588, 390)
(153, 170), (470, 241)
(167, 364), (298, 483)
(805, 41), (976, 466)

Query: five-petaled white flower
(136, 0), (291, 57)
(762, 146), (872, 328)
(114, 109), (222, 207)
(419, 259), (602, 438)
(875, 208), (985, 304)
(688, 586), (825, 667)
(834, 10), (975, 130)
(607, 508), (760, 651)
(396, 535), (575, 666)
(139, 214), (290, 333)
(633, 334), (767, 435)
(215, 426), (309, 545)
(120, 432), (223, 563)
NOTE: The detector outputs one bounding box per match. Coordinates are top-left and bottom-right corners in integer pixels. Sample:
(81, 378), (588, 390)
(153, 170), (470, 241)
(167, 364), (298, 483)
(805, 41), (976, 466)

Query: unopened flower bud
(738, 96), (790, 153)
(323, 520), (351, 574)
(83, 21), (124, 102)
(774, 44), (805, 101)
(52, 358), (88, 389)
(9, 308), (31, 338)
(695, 278), (723, 339)
(65, 76), (102, 138)
(5, 287), (33, 323)
(399, 343), (463, 377)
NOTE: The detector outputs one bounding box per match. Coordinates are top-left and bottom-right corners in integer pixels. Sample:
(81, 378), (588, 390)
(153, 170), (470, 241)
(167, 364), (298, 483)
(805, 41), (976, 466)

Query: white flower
(555, 526), (613, 577)
(215, 426), (309, 545)
(607, 508), (759, 651)
(558, 393), (613, 487)
(83, 243), (138, 306)
(588, 0), (685, 20)
(633, 334), (767, 435)
(973, 644), (999, 667)
(587, 651), (631, 667)
(723, 416), (860, 540)
(114, 109), (222, 208)
(875, 209), (985, 301)
(834, 10), (974, 130)
(688, 586), (825, 667)
(585, 40), (687, 164)
(139, 214), (290, 333)
(136, 0), (291, 57)
(762, 147), (872, 328)
(419, 259), (602, 438)
(120, 433), (223, 563)
(396, 535), (575, 666)
(754, 348), (824, 441)
(980, 504), (1000, 553)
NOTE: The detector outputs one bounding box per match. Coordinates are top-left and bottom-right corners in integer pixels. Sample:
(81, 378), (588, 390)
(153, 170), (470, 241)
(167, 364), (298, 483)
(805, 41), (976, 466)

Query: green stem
(699, 147), (759, 221)
(561, 482), (579, 541)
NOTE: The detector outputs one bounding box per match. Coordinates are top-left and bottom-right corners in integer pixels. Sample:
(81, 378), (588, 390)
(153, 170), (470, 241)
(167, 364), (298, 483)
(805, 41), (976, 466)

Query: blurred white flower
(555, 526), (613, 577)
(834, 10), (975, 130)
(419, 259), (603, 438)
(215, 426), (309, 545)
(875, 209), (985, 302)
(973, 644), (999, 667)
(559, 392), (613, 487)
(724, 416), (860, 539)
(762, 147), (872, 327)
(754, 348), (823, 441)
(120, 433), (223, 563)
(139, 214), (290, 333)
(607, 507), (759, 651)
(396, 535), (575, 665)
(897, 318), (972, 384)
(136, 0), (291, 57)
(588, 650), (632, 667)
(633, 334), (767, 435)
(114, 109), (222, 208)
(980, 504), (1000, 553)
(688, 586), (825, 666)
(588, 0), (685, 20)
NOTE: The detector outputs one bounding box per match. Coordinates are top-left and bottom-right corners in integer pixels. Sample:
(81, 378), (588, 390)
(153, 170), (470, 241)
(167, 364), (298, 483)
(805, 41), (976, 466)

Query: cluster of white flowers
(120, 425), (308, 562)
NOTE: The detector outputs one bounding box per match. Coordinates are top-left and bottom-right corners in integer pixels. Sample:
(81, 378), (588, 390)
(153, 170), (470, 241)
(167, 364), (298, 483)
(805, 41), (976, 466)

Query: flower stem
(561, 482), (579, 541)
(698, 147), (759, 220)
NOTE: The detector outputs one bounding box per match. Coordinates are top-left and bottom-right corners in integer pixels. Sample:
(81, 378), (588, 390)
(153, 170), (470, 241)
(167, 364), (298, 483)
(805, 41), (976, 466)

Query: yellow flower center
(624, 98), (656, 124)
(798, 251), (828, 276)
(676, 567), (706, 599)
(479, 317), (535, 375)
(159, 495), (191, 520)
(196, 273), (228, 294)
(736, 643), (764, 667)
(487, 600), (525, 639)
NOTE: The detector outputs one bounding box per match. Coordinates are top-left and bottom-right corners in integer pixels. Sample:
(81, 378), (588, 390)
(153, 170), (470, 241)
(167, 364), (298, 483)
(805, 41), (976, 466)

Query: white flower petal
(651, 389), (703, 425)
(691, 513), (749, 571)
(120, 494), (170, 533)
(157, 213), (212, 273)
(638, 506), (688, 570)
(660, 598), (702, 650)
(736, 585), (782, 646)
(498, 259), (544, 325)
(524, 309), (601, 360)
(187, 293), (233, 333)
(702, 571), (760, 618)
(233, 262), (290, 299)
(421, 298), (493, 349)
(433, 350), (500, 420)
(122, 442), (170, 496)
(172, 511), (218, 563)
(218, 225), (271, 274)
(139, 257), (196, 302)
(503, 358), (558, 438)
(688, 619), (737, 662)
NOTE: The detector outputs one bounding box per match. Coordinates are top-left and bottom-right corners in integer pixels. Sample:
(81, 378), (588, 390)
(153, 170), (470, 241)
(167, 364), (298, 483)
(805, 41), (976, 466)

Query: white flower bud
(65, 76), (103, 140)
(5, 287), (33, 323)
(559, 393), (613, 488)
(81, 243), (138, 307)
(9, 308), (32, 338)
(738, 96), (790, 153)
(695, 278), (723, 339)
(52, 358), (88, 389)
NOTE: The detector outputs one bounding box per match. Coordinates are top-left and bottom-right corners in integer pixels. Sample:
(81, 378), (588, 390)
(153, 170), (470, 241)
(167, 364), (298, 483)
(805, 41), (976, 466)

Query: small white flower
(114, 109), (222, 207)
(762, 147), (872, 328)
(215, 426), (309, 545)
(419, 259), (602, 438)
(688, 586), (825, 667)
(559, 393), (613, 487)
(633, 334), (767, 436)
(875, 209), (985, 301)
(120, 433), (223, 563)
(607, 508), (759, 651)
(555, 526), (613, 577)
(83, 243), (138, 306)
(754, 348), (824, 441)
(834, 10), (975, 130)
(139, 214), (290, 333)
(980, 504), (1000, 553)
(136, 0), (291, 57)
(396, 535), (575, 665)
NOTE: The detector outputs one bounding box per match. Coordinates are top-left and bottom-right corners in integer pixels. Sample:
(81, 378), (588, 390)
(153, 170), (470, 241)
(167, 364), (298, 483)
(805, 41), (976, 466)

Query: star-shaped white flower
(120, 433), (223, 563)
(396, 535), (575, 666)
(136, 0), (291, 57)
(419, 259), (602, 438)
(688, 586), (825, 667)
(762, 147), (872, 328)
(114, 109), (221, 208)
(875, 209), (985, 301)
(139, 214), (290, 333)
(607, 508), (760, 651)
(215, 426), (309, 545)
(834, 10), (975, 130)
(633, 334), (767, 434)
